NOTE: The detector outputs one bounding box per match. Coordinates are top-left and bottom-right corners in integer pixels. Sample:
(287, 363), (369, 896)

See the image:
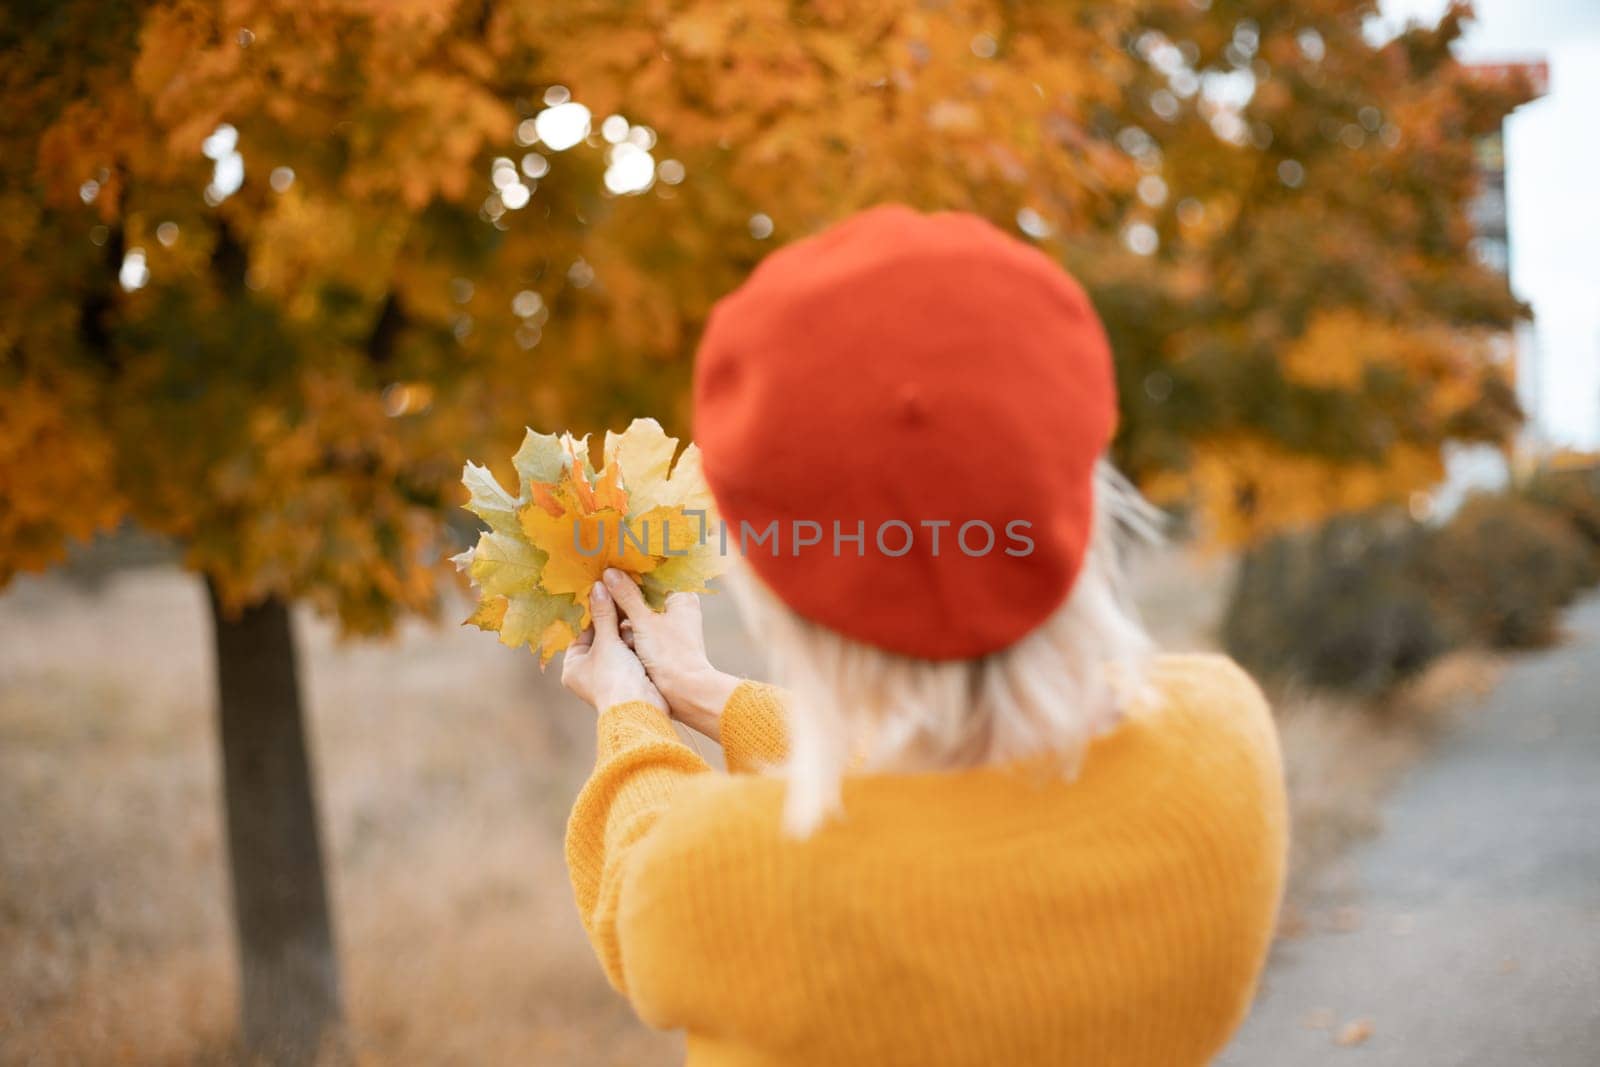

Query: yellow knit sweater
(565, 653), (1287, 1066)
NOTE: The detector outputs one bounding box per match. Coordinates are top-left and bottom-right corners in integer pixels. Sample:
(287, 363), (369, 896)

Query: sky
(1378, 0), (1600, 449)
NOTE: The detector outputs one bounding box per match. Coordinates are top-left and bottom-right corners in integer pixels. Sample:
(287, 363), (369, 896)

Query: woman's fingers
(602, 568), (649, 620)
(665, 591), (700, 619)
(560, 627), (590, 693)
(588, 581), (621, 643)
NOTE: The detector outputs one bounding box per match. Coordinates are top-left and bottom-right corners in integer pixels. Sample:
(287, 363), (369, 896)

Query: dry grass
(0, 545), (1500, 1064)
(0, 566), (686, 1066)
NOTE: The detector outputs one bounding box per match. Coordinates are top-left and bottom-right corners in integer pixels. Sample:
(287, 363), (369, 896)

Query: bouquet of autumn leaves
(452, 418), (727, 665)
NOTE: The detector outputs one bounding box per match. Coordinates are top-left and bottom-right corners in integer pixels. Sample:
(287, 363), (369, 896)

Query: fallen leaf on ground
(1335, 1019), (1373, 1047)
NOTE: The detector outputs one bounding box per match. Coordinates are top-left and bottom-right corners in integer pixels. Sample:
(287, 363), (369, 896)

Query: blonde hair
(729, 458), (1164, 835)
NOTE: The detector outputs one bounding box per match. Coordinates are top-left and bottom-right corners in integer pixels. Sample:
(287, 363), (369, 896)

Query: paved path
(1222, 595), (1600, 1066)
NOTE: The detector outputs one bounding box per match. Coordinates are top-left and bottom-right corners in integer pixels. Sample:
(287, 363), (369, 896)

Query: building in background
(1431, 59), (1550, 516)
(1465, 60), (1551, 455)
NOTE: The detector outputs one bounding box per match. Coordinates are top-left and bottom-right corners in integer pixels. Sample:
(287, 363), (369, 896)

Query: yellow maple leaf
(519, 468), (665, 620)
(603, 418), (722, 609)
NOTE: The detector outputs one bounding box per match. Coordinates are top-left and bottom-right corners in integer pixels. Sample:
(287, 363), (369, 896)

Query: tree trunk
(206, 578), (344, 1064)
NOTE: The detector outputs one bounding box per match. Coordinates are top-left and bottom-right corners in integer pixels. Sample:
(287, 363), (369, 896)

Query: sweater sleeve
(718, 681), (791, 773)
(564, 700), (712, 994)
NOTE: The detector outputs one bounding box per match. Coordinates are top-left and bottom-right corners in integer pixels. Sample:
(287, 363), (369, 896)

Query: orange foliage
(1146, 436), (1445, 547)
(0, 0), (1533, 625)
(0, 382), (124, 583)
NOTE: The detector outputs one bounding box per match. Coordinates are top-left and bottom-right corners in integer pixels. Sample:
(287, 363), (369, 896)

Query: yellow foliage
(1146, 434), (1445, 548)
(1281, 309), (1395, 391)
(0, 382), (125, 581)
(1282, 310), (1498, 417)
(185, 374), (447, 635)
(1545, 448), (1600, 473)
(0, 0), (1532, 623)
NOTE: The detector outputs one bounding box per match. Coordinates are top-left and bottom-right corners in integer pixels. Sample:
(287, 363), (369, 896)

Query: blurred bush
(1521, 466), (1600, 566)
(1224, 466), (1600, 692)
(1424, 492), (1594, 650)
(1223, 508), (1447, 696)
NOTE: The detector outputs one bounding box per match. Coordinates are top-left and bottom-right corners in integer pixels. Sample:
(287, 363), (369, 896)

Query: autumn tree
(0, 1), (1138, 1057)
(1, 0), (1526, 1058)
(1083, 0), (1532, 542)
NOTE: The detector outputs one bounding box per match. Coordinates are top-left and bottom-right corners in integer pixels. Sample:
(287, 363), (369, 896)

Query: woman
(560, 205), (1287, 1065)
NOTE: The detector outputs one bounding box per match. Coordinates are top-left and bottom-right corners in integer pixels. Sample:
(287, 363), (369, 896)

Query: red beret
(692, 204), (1117, 660)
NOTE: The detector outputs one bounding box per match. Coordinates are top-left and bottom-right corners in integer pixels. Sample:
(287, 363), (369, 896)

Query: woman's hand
(561, 581), (667, 714)
(599, 568), (741, 741)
